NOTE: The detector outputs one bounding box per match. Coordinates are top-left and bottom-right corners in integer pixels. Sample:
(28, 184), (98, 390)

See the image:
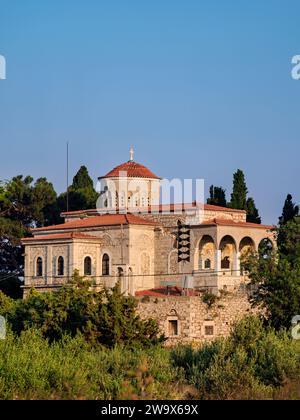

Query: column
(233, 251), (241, 276)
(214, 250), (221, 273)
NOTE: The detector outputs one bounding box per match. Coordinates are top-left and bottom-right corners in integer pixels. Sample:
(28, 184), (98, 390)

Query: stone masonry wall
(137, 290), (257, 346)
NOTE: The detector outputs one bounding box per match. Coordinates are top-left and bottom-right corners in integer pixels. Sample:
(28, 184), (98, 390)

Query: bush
(0, 329), (182, 400)
(0, 273), (164, 348)
(201, 292), (217, 308)
(171, 316), (300, 399)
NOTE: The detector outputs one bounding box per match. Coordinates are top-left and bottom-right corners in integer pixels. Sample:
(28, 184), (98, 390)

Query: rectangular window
(205, 325), (214, 336)
(168, 320), (178, 337)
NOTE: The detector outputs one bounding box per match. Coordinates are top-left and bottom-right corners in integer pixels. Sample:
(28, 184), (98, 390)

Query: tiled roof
(204, 204), (246, 213)
(99, 160), (161, 180)
(201, 218), (274, 230)
(22, 232), (99, 242)
(32, 213), (158, 233)
(61, 202), (246, 217)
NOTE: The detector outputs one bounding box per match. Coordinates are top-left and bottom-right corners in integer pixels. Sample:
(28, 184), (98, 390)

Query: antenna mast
(67, 141), (69, 212)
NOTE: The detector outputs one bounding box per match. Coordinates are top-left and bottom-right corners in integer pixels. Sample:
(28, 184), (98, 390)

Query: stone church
(22, 148), (275, 304)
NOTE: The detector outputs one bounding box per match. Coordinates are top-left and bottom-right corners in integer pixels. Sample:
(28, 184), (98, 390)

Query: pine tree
(246, 197), (261, 224)
(229, 169), (248, 210)
(207, 185), (227, 207)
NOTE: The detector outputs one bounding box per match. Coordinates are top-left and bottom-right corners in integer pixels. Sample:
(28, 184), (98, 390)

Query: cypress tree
(246, 197), (261, 224)
(278, 194), (299, 252)
(207, 185), (227, 207)
(279, 194), (299, 225)
(229, 169), (248, 210)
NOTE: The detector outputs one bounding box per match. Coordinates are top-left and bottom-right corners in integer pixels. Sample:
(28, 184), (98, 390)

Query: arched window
(102, 254), (110, 276)
(36, 257), (43, 277)
(84, 256), (92, 276)
(221, 256), (230, 269)
(204, 258), (211, 269)
(57, 256), (64, 276)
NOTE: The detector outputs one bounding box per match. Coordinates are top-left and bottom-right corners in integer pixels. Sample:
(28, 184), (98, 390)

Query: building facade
(22, 152), (275, 301)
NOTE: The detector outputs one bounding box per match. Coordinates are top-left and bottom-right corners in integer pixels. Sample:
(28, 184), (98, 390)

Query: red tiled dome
(99, 161), (161, 180)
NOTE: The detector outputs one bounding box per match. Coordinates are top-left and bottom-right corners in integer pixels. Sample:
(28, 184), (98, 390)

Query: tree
(279, 194), (299, 225)
(246, 197), (261, 224)
(72, 166), (94, 190)
(1, 271), (164, 347)
(207, 185), (227, 207)
(31, 178), (60, 226)
(278, 194), (299, 253)
(57, 166), (98, 213)
(242, 217), (300, 330)
(229, 169), (248, 210)
(0, 175), (60, 297)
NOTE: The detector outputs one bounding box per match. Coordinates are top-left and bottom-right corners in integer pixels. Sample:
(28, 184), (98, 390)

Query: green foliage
(57, 166), (98, 213)
(171, 316), (300, 400)
(242, 216), (300, 330)
(201, 292), (218, 308)
(0, 175), (59, 291)
(0, 167), (97, 296)
(72, 166), (94, 191)
(207, 185), (227, 207)
(277, 217), (300, 264)
(0, 330), (182, 400)
(0, 272), (164, 348)
(278, 194), (300, 256)
(229, 169), (248, 210)
(246, 197), (261, 224)
(279, 194), (299, 225)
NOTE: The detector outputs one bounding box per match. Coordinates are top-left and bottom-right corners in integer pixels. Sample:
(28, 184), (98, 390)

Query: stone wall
(137, 290), (257, 346)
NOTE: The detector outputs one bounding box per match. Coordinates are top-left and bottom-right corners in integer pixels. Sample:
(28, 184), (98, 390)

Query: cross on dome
(129, 146), (134, 162)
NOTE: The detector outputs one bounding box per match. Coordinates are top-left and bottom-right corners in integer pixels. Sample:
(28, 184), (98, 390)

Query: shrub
(171, 316), (300, 399)
(0, 273), (164, 348)
(201, 292), (217, 308)
(0, 330), (182, 400)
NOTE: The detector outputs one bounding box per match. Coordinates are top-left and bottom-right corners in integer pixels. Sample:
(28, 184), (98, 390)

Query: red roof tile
(22, 232), (100, 242)
(99, 160), (161, 180)
(61, 202), (246, 217)
(32, 213), (158, 233)
(201, 218), (274, 230)
(203, 204), (246, 213)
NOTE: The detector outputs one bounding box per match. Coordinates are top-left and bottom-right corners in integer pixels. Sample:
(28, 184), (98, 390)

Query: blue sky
(0, 0), (299, 224)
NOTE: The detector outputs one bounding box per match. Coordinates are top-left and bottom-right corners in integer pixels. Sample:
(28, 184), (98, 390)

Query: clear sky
(0, 0), (299, 224)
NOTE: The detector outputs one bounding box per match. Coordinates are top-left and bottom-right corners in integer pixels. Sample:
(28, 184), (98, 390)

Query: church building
(22, 149), (275, 299)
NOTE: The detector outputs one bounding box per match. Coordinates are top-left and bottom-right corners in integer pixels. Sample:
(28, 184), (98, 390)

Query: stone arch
(239, 236), (255, 256)
(198, 235), (216, 270)
(219, 235), (237, 271)
(258, 238), (274, 258)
